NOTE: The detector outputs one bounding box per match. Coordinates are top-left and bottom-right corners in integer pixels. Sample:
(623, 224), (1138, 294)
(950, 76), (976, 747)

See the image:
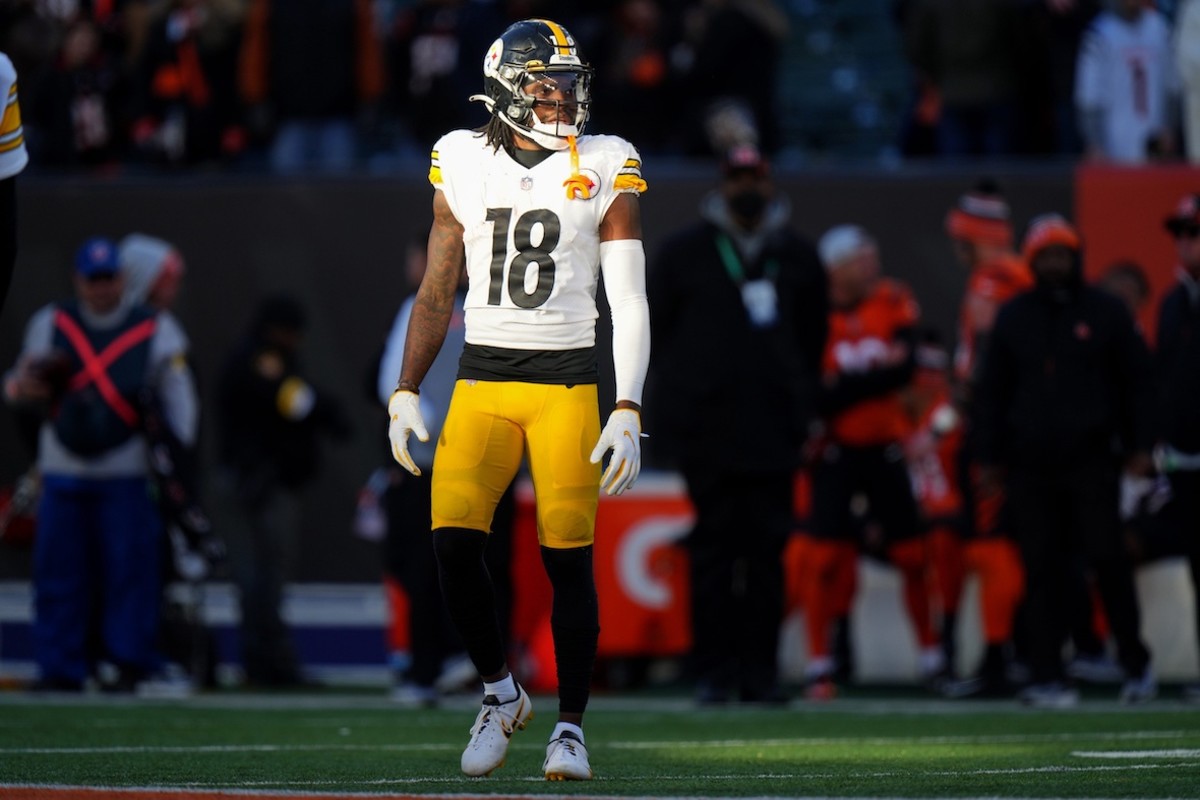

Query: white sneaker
(543, 733), (593, 781)
(460, 685), (533, 777)
(1118, 668), (1157, 705)
(1018, 682), (1080, 709)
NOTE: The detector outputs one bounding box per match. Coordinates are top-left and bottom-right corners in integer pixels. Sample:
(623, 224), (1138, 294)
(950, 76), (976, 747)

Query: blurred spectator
(1177, 0), (1200, 163)
(384, 0), (503, 151)
(238, 0), (385, 174)
(118, 232), (224, 692)
(899, 330), (967, 682)
(1075, 0), (1180, 163)
(374, 234), (513, 707)
(903, 0), (1022, 158)
(213, 294), (350, 687)
(1097, 258), (1151, 320)
(801, 224), (926, 699)
(939, 179), (1029, 698)
(588, 0), (676, 153)
(647, 144), (827, 705)
(1, 50), (30, 314)
(891, 0), (941, 158)
(973, 214), (1156, 708)
(1155, 193), (1200, 702)
(25, 16), (128, 168)
(673, 0), (789, 156)
(2, 236), (198, 692)
(1014, 0), (1101, 156)
(128, 0), (247, 168)
(118, 232), (186, 312)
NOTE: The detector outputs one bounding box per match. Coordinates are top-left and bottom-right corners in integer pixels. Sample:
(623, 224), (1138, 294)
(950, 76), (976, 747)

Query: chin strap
(563, 135), (594, 200)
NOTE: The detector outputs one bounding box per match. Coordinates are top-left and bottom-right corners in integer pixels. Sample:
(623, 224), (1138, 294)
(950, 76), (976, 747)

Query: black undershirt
(458, 343), (598, 386)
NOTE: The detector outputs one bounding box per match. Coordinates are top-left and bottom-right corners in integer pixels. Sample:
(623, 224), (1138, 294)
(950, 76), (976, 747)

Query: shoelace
(469, 696), (521, 737)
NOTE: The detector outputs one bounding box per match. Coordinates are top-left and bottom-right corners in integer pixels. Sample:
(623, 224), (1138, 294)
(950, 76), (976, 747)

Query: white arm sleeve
(151, 312), (199, 447)
(599, 239), (650, 406)
(377, 296), (415, 405)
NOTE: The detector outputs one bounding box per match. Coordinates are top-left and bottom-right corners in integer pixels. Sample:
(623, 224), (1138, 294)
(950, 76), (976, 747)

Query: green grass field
(2, 688), (1199, 798)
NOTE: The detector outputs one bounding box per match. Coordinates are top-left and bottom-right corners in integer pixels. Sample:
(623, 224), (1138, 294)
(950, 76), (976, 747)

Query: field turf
(1, 687), (1199, 798)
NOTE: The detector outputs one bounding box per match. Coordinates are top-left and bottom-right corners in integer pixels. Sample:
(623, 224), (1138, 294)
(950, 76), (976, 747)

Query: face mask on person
(728, 189), (768, 222)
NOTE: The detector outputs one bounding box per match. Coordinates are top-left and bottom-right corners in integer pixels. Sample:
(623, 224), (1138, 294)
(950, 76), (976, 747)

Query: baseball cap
(1163, 193), (1200, 236)
(721, 144), (767, 177)
(74, 237), (120, 278)
(818, 224), (876, 270)
(1021, 214), (1080, 261)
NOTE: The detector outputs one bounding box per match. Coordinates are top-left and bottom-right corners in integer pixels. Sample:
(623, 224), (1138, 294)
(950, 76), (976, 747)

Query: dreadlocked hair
(479, 117), (512, 152)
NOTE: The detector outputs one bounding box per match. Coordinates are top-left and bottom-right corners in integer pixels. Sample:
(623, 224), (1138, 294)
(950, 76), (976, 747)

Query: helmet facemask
(508, 70), (591, 150)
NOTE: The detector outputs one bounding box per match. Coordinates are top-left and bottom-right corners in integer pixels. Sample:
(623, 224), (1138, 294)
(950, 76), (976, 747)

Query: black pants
(810, 443), (920, 546)
(384, 471), (514, 687)
(681, 464), (792, 699)
(1165, 469), (1200, 665)
(1007, 462), (1150, 684)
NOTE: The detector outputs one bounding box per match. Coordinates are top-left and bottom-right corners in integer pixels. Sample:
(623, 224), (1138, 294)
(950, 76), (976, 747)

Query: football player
(385, 19), (649, 781)
(941, 181), (1029, 698)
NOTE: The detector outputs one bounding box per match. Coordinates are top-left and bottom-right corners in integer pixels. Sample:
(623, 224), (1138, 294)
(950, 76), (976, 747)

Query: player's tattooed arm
(397, 191), (466, 393)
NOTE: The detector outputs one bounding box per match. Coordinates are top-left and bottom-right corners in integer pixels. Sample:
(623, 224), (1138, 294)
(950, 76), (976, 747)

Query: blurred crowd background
(2, 0), (1196, 174)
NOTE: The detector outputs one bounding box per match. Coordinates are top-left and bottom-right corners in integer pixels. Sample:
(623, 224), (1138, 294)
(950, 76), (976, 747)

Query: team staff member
(1, 51), (30, 314)
(385, 19), (650, 781)
(1155, 194), (1200, 702)
(4, 237), (197, 691)
(800, 225), (928, 699)
(214, 295), (350, 688)
(648, 144), (828, 706)
(941, 180), (1030, 697)
(973, 215), (1156, 708)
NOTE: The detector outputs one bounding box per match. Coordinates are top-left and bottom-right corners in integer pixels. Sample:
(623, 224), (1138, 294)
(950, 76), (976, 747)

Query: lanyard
(715, 233), (778, 285)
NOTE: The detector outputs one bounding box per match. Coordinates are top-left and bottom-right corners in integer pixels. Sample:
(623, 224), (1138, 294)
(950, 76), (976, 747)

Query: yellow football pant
(431, 380), (601, 548)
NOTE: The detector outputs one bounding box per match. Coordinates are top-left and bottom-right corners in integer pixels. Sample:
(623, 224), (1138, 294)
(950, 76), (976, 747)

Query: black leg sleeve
(541, 544), (600, 715)
(433, 527), (506, 678)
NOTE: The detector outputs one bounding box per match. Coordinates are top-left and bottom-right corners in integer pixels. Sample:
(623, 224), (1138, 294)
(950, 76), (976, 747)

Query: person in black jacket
(1155, 193), (1200, 703)
(647, 144), (828, 704)
(214, 294), (350, 687)
(973, 214), (1155, 707)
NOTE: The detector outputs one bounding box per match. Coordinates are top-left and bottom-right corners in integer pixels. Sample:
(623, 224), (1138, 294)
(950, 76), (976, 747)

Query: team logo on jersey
(573, 167), (601, 199)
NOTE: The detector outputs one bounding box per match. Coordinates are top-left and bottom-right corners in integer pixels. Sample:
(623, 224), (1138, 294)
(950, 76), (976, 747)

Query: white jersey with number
(1076, 10), (1178, 163)
(430, 130), (645, 351)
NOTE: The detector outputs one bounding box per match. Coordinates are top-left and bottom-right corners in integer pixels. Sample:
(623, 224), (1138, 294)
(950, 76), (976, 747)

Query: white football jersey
(430, 130), (645, 351)
(1076, 10), (1178, 163)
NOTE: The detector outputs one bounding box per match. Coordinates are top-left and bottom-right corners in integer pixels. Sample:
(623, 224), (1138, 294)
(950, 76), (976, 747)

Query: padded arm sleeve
(600, 239), (650, 406)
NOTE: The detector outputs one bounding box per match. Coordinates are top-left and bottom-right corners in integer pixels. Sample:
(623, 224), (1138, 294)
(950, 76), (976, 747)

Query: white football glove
(589, 408), (642, 496)
(387, 390), (429, 476)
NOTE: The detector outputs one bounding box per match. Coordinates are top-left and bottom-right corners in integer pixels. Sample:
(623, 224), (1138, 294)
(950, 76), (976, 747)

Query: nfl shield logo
(520, 176), (533, 191)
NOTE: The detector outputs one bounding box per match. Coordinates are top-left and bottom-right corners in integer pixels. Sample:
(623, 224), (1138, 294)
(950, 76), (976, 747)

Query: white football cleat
(543, 732), (593, 781)
(460, 684), (533, 777)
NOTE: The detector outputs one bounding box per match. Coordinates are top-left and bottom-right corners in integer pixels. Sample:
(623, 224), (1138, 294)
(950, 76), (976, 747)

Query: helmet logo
(484, 39), (504, 76)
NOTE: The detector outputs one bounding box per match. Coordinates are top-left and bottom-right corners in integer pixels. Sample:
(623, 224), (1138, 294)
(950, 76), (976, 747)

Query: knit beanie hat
(945, 178), (1013, 248)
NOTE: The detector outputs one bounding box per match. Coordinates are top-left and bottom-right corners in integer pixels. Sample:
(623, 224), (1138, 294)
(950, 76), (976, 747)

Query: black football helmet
(471, 19), (592, 151)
